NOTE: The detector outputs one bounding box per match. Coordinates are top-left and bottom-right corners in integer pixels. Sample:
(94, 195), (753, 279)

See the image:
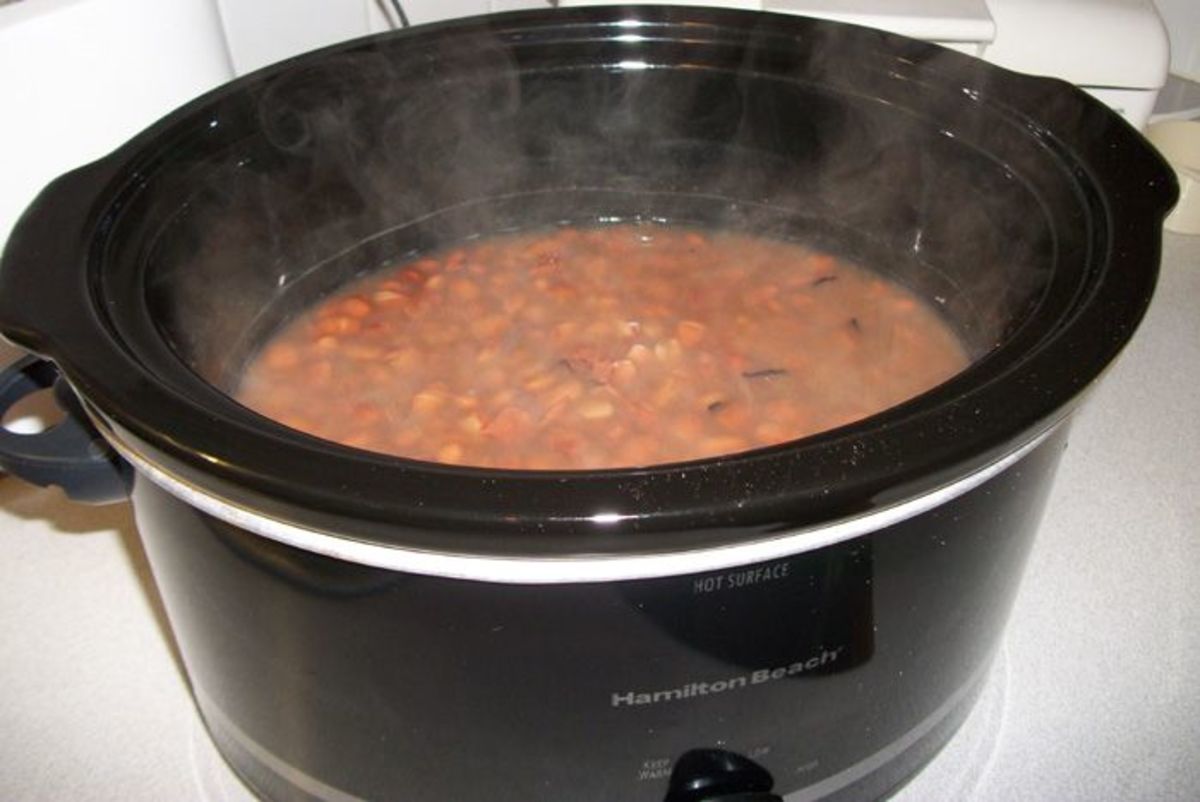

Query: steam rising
(145, 10), (1055, 391)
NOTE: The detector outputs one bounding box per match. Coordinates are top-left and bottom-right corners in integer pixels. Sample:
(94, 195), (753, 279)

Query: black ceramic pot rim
(0, 6), (1176, 570)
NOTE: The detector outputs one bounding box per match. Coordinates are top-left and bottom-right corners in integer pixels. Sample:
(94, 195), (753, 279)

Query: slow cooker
(0, 6), (1176, 801)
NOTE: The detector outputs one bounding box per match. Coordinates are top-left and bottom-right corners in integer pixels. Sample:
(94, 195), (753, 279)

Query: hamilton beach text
(611, 646), (845, 708)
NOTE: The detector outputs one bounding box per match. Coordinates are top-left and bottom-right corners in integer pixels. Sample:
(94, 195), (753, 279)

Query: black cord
(387, 0), (410, 28)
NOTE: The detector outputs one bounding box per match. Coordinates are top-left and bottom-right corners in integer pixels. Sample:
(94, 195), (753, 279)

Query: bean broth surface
(237, 225), (969, 469)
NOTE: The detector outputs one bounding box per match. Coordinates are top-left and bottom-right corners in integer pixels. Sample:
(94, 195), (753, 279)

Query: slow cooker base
(131, 423), (1068, 802)
(192, 662), (991, 802)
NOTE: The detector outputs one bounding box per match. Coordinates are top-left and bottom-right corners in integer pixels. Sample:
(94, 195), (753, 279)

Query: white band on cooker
(107, 423), (1059, 584)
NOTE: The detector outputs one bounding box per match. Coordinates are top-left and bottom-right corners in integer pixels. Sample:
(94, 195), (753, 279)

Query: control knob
(663, 748), (784, 802)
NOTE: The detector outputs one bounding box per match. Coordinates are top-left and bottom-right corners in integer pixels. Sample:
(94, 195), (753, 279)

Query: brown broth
(236, 225), (970, 469)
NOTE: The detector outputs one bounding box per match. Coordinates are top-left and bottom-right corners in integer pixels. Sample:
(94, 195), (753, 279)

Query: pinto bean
(237, 225), (969, 469)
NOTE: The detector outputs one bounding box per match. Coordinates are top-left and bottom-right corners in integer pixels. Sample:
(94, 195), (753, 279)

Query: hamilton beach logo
(610, 646), (846, 708)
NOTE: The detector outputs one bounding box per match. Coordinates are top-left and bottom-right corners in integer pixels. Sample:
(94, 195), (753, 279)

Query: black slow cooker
(0, 7), (1175, 801)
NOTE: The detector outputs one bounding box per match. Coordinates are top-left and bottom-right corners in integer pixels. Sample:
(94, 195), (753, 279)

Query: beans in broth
(237, 225), (969, 469)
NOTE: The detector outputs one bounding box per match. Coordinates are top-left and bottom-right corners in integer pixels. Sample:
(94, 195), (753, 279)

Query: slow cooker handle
(0, 154), (121, 358)
(0, 356), (130, 504)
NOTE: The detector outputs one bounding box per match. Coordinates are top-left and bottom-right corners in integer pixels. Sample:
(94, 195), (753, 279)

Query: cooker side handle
(0, 155), (120, 356)
(0, 356), (130, 504)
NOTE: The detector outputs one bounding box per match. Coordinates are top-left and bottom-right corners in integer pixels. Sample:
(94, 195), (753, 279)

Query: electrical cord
(387, 0), (410, 28)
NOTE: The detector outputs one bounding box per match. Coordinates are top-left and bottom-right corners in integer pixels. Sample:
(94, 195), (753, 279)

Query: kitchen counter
(1, 231), (1197, 801)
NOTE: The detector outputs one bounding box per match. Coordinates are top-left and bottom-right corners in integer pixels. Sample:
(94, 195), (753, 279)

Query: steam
(151, 9), (1058, 390)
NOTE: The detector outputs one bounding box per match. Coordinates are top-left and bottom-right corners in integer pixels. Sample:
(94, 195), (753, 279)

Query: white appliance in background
(1151, 0), (1200, 121)
(214, 0), (1169, 129)
(1154, 0), (1200, 82)
(0, 0), (234, 252)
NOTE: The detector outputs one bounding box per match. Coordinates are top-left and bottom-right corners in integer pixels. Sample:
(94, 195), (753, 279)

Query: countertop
(1, 232), (1197, 801)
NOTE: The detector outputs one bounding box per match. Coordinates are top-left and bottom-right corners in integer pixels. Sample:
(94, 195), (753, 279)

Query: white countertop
(1, 232), (1197, 801)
